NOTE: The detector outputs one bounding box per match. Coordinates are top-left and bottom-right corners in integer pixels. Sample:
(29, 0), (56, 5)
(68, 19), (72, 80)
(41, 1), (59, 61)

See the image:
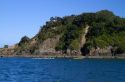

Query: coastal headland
(1, 10), (125, 58)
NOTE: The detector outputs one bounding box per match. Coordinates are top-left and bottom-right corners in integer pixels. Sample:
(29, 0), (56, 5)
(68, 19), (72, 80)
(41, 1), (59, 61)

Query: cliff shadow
(80, 45), (90, 56)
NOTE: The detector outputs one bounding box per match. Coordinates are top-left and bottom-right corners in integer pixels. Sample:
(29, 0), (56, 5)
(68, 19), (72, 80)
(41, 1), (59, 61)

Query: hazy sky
(0, 0), (125, 47)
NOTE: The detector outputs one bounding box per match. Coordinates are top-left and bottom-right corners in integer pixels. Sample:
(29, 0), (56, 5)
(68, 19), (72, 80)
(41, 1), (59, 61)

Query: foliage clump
(18, 36), (30, 50)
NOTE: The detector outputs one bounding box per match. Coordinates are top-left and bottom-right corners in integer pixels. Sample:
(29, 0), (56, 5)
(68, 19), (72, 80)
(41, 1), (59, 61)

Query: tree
(18, 36), (30, 46)
(4, 45), (8, 48)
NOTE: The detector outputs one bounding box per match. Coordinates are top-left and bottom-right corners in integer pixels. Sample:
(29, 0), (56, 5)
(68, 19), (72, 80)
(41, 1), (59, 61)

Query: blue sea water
(0, 58), (125, 82)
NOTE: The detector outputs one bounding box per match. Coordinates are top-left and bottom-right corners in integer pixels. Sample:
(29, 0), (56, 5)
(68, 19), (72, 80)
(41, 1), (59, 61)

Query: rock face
(39, 35), (60, 51)
(0, 48), (15, 56)
(80, 25), (89, 48)
(35, 35), (61, 55)
(89, 47), (112, 56)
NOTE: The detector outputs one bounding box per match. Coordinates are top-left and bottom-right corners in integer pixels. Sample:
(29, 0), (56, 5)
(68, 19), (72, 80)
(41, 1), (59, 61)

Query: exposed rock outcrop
(80, 25), (89, 48)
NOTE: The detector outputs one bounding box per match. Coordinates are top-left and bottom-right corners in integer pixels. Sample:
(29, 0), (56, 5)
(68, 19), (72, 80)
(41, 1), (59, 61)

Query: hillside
(1, 10), (125, 56)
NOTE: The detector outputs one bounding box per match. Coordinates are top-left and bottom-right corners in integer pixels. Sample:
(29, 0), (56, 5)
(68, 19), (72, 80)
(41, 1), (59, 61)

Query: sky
(0, 0), (125, 47)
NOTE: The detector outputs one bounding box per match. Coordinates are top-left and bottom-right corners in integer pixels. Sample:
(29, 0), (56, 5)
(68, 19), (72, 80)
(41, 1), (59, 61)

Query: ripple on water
(0, 58), (125, 82)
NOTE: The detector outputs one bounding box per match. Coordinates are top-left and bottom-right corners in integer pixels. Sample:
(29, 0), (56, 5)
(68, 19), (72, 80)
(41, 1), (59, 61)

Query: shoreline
(1, 55), (125, 59)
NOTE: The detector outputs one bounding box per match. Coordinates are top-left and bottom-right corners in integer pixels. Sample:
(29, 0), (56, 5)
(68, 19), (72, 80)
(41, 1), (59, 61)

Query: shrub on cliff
(18, 36), (30, 49)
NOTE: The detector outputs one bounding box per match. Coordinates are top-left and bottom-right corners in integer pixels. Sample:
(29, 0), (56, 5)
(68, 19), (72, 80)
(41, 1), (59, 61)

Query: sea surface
(0, 57), (125, 82)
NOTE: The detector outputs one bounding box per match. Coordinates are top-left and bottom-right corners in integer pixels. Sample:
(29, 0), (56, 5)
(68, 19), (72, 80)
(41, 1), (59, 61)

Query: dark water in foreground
(0, 58), (125, 82)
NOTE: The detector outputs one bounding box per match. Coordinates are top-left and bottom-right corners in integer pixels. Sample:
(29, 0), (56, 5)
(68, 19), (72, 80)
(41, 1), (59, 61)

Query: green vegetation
(55, 24), (83, 51)
(84, 10), (125, 53)
(17, 10), (125, 55)
(18, 36), (30, 50)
